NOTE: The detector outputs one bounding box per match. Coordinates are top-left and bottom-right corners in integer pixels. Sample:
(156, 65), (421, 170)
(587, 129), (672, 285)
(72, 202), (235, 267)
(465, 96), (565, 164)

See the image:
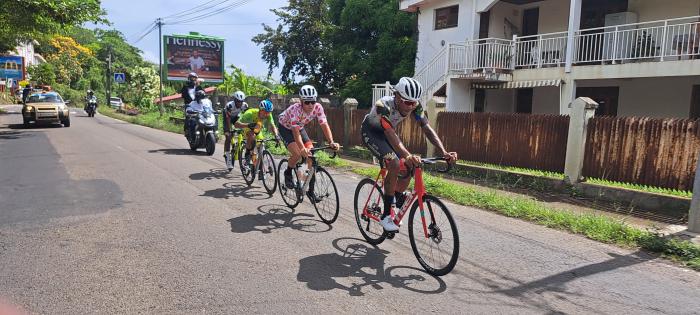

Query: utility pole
(157, 18), (164, 116)
(106, 45), (112, 109)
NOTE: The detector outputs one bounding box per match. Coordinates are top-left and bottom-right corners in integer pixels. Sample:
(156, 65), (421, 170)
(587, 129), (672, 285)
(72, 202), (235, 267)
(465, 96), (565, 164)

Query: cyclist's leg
(279, 123), (305, 188)
(361, 122), (399, 220)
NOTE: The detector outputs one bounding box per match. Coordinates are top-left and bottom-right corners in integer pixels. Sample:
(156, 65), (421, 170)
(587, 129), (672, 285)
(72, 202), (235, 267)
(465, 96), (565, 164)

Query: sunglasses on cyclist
(303, 100), (315, 105)
(400, 98), (417, 106)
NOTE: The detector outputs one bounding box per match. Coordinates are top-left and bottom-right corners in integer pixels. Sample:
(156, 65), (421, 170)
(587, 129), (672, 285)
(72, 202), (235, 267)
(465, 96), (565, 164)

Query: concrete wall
(533, 86), (561, 114)
(577, 76), (700, 118)
(447, 78), (473, 112)
(628, 0), (699, 23)
(414, 0), (477, 71)
(484, 89), (514, 112)
(488, 0), (569, 39)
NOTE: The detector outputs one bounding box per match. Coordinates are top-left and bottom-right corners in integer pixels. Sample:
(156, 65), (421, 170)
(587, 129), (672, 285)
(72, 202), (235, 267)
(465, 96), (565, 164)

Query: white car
(109, 97), (123, 108)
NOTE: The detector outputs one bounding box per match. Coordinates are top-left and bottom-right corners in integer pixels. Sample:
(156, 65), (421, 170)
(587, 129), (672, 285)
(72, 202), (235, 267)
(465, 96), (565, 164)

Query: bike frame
(361, 165), (431, 238)
(230, 129), (245, 161)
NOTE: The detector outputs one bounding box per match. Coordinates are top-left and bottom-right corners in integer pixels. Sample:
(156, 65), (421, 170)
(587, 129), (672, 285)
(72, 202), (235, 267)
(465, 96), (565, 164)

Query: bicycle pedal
(385, 232), (396, 239)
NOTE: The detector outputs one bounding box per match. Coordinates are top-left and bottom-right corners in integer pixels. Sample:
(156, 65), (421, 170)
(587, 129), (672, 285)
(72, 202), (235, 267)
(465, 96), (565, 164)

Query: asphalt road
(1, 105), (699, 314)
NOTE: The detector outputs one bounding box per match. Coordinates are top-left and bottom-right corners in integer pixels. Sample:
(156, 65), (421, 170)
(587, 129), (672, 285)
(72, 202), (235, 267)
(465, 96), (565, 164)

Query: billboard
(0, 56), (25, 82)
(164, 33), (224, 82)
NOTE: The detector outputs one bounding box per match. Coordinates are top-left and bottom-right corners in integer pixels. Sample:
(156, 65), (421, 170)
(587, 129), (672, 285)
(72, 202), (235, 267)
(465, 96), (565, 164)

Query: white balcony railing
(514, 32), (568, 68)
(448, 38), (514, 74)
(575, 15), (700, 63)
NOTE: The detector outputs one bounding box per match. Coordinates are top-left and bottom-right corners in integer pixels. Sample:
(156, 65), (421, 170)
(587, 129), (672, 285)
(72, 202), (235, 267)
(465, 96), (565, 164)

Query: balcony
(446, 15), (699, 72)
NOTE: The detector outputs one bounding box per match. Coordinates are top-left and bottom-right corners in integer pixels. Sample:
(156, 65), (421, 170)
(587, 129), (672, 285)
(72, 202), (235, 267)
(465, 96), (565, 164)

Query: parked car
(22, 92), (70, 128)
(109, 97), (123, 108)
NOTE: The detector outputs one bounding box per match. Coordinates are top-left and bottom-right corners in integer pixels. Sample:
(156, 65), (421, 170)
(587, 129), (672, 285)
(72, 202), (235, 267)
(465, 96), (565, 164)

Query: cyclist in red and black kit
(361, 77), (457, 232)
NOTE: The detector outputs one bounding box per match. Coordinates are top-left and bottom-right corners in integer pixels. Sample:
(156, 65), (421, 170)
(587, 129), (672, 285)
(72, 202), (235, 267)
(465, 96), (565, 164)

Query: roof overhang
(472, 79), (563, 89)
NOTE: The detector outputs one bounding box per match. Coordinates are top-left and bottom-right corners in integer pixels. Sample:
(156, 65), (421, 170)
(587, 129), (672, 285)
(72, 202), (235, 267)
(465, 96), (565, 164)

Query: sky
(93, 0), (288, 79)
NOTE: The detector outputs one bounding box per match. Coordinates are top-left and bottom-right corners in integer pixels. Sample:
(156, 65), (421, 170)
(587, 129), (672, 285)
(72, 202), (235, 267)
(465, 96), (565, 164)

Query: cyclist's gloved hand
(329, 142), (340, 151)
(404, 154), (422, 169)
(247, 122), (258, 129)
(444, 151), (458, 164)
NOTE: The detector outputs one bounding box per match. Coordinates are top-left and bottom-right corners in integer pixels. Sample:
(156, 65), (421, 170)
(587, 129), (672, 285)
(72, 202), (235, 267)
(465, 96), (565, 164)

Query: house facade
(375, 0), (700, 118)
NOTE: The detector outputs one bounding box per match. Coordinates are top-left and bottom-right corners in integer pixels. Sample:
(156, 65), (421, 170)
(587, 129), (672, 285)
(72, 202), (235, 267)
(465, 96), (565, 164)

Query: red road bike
(353, 157), (459, 276)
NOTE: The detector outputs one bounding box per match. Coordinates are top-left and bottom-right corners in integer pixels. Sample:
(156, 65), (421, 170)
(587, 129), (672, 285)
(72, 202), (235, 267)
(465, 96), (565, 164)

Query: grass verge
(353, 166), (700, 271)
(100, 106), (183, 134)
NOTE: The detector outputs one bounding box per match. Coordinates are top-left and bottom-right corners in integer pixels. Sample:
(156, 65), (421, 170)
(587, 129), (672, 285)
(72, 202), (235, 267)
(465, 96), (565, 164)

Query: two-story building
(375, 0), (700, 118)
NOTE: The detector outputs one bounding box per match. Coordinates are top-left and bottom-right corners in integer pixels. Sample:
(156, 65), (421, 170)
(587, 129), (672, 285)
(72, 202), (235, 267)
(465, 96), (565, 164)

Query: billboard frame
(163, 32), (225, 83)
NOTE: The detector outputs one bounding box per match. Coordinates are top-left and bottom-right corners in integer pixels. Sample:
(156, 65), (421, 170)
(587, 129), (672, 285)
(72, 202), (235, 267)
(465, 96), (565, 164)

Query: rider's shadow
(227, 204), (332, 234)
(297, 237), (447, 296)
(201, 181), (270, 200)
(189, 168), (231, 181)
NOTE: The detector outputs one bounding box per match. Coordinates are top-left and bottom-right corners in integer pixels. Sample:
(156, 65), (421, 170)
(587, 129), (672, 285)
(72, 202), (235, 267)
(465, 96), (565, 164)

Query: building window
(435, 5), (459, 30)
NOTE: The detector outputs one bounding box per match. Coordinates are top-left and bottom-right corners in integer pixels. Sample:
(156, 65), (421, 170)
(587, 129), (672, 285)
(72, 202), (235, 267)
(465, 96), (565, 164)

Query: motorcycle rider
(84, 90), (97, 112)
(180, 72), (204, 106)
(185, 90), (213, 139)
(223, 90), (249, 171)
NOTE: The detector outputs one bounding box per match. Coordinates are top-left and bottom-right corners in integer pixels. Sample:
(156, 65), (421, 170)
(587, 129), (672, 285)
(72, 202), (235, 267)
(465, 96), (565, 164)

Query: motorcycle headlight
(26, 106), (34, 111)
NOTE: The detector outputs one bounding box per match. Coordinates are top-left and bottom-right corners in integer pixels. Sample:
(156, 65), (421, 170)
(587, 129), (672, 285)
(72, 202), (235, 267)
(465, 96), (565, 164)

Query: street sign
(114, 73), (125, 84)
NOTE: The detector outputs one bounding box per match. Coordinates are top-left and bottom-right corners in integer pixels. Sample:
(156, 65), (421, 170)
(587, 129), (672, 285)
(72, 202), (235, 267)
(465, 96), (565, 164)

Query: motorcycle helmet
(393, 77), (423, 102)
(233, 91), (246, 102)
(195, 90), (207, 101)
(259, 99), (274, 112)
(299, 85), (317, 101)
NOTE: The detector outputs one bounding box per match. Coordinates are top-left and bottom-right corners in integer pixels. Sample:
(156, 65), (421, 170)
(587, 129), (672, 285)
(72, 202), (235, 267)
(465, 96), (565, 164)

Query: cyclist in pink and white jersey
(277, 85), (340, 199)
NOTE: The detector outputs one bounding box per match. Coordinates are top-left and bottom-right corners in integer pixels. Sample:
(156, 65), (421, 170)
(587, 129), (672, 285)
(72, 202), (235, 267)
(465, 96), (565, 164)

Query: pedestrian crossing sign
(114, 73), (125, 83)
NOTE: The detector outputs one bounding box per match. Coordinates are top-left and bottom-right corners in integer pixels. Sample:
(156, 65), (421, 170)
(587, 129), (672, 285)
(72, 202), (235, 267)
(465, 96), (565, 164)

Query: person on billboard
(189, 50), (205, 72)
(180, 72), (204, 106)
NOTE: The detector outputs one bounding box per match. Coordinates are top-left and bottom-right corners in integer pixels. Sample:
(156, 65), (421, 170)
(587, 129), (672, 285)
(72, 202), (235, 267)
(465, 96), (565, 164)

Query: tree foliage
(0, 0), (106, 53)
(253, 0), (417, 106)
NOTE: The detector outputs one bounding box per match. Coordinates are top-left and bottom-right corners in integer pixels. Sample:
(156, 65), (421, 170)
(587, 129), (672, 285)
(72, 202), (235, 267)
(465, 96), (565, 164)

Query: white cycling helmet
(233, 91), (245, 102)
(393, 77), (423, 102)
(299, 85), (317, 101)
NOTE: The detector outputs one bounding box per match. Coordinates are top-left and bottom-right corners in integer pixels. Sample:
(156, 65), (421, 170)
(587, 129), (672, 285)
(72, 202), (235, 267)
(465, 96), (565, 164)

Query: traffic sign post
(114, 73), (125, 84)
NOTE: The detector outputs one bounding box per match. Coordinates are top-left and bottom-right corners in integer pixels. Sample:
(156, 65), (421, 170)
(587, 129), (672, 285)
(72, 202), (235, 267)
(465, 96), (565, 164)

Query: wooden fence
(436, 112), (570, 172)
(583, 117), (700, 191)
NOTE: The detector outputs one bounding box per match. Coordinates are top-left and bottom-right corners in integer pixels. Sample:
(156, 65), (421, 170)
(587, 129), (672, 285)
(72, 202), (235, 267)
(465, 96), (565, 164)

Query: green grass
(587, 178), (692, 198)
(353, 166), (700, 271)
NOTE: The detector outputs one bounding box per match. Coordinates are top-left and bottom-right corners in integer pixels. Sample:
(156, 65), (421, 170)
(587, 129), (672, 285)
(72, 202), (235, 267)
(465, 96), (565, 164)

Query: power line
(162, 0), (230, 21)
(165, 0), (255, 25)
(161, 0), (226, 19)
(170, 22), (272, 26)
(132, 23), (158, 44)
(129, 22), (156, 43)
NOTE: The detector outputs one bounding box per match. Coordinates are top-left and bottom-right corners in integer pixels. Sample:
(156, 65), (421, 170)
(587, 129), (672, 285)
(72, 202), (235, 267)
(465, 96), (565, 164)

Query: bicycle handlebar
(420, 157), (452, 173)
(310, 145), (341, 159)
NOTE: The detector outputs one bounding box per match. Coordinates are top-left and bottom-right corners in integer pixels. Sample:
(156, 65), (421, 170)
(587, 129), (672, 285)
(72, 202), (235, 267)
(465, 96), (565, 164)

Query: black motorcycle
(185, 106), (218, 155)
(86, 96), (97, 117)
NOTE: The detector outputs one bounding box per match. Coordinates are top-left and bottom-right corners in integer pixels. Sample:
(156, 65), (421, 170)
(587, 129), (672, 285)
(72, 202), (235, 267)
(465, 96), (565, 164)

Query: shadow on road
(297, 237), (447, 296)
(0, 130), (34, 140)
(448, 249), (658, 313)
(201, 181), (271, 200)
(227, 204), (331, 234)
(189, 168), (231, 181)
(148, 148), (206, 156)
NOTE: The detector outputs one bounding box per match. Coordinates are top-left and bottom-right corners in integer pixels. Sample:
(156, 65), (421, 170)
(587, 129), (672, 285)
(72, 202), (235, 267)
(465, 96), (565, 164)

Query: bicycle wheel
(261, 150), (277, 196)
(239, 144), (255, 186)
(311, 167), (339, 224)
(277, 159), (300, 208)
(238, 140), (247, 175)
(408, 195), (459, 276)
(353, 178), (386, 245)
